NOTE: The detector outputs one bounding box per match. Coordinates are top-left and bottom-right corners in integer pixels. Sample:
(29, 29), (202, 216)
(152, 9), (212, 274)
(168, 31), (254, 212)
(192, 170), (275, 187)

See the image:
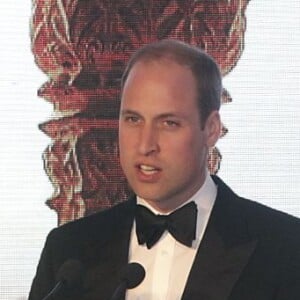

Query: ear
(204, 111), (221, 147)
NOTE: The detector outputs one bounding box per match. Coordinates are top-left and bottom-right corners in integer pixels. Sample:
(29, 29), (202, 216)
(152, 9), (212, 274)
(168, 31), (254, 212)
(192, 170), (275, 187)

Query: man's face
(119, 59), (219, 212)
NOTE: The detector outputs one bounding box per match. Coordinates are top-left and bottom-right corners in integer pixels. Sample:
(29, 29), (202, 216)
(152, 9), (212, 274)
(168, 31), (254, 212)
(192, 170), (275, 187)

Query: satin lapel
(81, 198), (136, 299)
(182, 177), (258, 300)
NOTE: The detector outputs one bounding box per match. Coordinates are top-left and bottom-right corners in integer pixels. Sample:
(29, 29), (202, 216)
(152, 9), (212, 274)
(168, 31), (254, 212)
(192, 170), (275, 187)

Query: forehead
(122, 59), (197, 95)
(127, 57), (194, 80)
(121, 59), (200, 119)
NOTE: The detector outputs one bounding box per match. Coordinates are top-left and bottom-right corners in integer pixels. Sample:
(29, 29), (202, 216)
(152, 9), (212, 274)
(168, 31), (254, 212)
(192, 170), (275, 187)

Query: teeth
(139, 165), (159, 175)
(140, 165), (156, 171)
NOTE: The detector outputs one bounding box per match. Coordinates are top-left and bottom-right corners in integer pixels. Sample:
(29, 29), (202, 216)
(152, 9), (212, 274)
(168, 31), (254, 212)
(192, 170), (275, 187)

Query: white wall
(219, 1), (300, 216)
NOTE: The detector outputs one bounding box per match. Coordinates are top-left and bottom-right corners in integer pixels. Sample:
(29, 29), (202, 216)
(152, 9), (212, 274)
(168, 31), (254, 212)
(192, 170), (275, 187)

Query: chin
(135, 190), (158, 201)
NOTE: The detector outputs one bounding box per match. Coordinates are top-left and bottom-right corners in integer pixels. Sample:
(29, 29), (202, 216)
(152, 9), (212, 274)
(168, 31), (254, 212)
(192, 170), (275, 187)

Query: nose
(138, 125), (159, 156)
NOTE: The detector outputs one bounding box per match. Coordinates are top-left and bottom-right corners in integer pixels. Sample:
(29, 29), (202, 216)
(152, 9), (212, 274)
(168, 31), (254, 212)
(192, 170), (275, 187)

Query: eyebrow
(120, 109), (140, 116)
(120, 109), (183, 120)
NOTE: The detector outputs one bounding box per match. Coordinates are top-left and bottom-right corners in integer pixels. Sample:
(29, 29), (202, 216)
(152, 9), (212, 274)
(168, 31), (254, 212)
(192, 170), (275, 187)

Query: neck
(138, 172), (208, 214)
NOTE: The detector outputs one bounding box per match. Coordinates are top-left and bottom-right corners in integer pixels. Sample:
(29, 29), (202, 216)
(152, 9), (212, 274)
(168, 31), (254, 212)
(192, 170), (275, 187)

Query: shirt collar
(136, 171), (217, 247)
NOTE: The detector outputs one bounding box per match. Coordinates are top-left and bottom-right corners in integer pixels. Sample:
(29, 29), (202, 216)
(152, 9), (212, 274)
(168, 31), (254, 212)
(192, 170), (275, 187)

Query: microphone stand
(111, 281), (127, 300)
(41, 281), (64, 300)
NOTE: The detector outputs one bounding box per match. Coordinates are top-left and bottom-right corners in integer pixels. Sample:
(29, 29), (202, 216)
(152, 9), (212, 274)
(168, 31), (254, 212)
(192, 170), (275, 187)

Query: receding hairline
(121, 39), (214, 87)
(122, 56), (197, 87)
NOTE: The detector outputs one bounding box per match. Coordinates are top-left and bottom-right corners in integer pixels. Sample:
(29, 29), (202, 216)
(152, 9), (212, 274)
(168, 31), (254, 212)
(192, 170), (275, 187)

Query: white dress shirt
(126, 173), (217, 300)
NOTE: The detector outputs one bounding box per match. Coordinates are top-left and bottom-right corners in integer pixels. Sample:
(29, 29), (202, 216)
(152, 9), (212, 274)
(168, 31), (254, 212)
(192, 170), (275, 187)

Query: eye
(124, 115), (141, 124)
(163, 119), (180, 128)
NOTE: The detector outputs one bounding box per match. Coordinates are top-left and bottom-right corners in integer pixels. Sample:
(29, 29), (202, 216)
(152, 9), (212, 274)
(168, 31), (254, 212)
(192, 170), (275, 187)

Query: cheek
(164, 131), (202, 154)
(118, 131), (130, 164)
(119, 129), (139, 168)
(166, 134), (207, 169)
(119, 126), (138, 143)
(119, 128), (132, 149)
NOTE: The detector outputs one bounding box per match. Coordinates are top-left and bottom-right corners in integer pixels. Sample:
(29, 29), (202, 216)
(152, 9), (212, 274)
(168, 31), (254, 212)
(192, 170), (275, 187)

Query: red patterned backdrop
(30, 0), (250, 225)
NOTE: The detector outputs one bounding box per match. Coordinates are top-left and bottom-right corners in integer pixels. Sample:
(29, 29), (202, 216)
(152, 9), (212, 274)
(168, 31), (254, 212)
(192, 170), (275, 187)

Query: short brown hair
(121, 39), (222, 126)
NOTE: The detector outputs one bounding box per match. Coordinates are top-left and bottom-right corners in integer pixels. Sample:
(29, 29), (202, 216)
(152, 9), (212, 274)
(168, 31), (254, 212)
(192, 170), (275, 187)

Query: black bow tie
(135, 202), (197, 249)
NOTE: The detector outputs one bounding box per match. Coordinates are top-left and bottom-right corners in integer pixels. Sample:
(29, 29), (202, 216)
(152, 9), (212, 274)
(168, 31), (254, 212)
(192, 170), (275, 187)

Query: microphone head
(120, 262), (145, 289)
(56, 259), (84, 288)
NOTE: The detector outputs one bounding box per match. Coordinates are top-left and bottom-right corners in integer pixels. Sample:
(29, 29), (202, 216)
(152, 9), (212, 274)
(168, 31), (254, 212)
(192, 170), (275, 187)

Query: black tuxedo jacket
(29, 176), (300, 300)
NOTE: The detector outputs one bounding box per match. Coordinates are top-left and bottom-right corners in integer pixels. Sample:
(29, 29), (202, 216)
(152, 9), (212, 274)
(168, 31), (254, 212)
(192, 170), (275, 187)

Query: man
(29, 40), (300, 300)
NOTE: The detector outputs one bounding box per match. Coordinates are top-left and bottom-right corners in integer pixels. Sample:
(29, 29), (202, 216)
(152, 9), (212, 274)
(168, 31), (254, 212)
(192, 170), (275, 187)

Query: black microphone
(111, 262), (145, 300)
(41, 259), (84, 300)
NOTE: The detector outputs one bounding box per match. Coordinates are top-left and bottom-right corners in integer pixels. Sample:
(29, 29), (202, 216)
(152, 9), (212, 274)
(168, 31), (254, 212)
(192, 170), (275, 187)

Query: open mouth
(138, 164), (161, 175)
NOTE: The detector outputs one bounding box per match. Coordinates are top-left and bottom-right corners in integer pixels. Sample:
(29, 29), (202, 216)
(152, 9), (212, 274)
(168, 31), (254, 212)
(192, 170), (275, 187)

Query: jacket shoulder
(213, 175), (300, 240)
(45, 199), (135, 256)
